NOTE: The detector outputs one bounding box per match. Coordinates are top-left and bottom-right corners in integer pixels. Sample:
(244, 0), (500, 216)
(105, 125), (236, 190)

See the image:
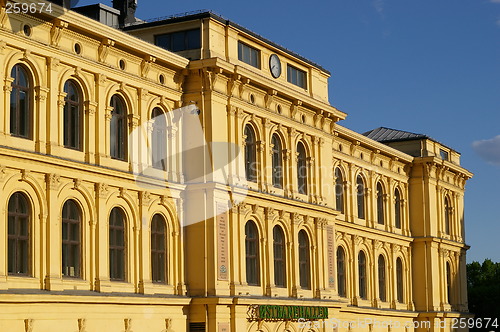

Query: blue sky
(76, 0), (500, 262)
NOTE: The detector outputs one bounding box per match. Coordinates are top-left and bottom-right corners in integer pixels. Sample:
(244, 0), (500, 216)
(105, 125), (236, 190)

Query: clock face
(269, 54), (281, 78)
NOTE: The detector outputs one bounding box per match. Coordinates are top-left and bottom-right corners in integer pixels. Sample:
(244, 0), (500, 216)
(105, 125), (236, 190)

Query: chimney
(112, 0), (138, 27)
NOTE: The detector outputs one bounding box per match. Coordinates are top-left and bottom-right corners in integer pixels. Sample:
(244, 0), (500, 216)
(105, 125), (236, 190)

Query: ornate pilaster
(44, 173), (63, 290)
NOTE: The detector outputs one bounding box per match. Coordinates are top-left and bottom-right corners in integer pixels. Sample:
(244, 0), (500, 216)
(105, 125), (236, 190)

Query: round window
(23, 24), (32, 37)
(74, 43), (82, 54)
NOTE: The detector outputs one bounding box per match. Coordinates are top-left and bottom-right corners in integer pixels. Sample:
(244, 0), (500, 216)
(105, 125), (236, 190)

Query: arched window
(444, 196), (451, 235)
(376, 182), (385, 225)
(245, 221), (259, 285)
(335, 167), (344, 213)
(151, 214), (167, 283)
(298, 230), (310, 289)
(151, 108), (167, 170)
(110, 95), (127, 160)
(10, 64), (32, 139)
(337, 246), (346, 297)
(358, 251), (367, 299)
(335, 167), (345, 213)
(297, 142), (307, 195)
(244, 125), (257, 182)
(378, 255), (386, 302)
(271, 134), (283, 188)
(446, 262), (452, 304)
(8, 192), (30, 275)
(62, 200), (81, 278)
(63, 80), (83, 150)
(396, 257), (404, 303)
(273, 225), (286, 287)
(109, 207), (126, 281)
(395, 188), (402, 229)
(356, 175), (365, 219)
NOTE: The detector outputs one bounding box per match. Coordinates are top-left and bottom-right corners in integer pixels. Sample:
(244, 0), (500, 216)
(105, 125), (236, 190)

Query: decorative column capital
(128, 114), (140, 129)
(84, 101), (98, 116)
(95, 183), (109, 199)
(105, 106), (113, 120)
(45, 173), (61, 191)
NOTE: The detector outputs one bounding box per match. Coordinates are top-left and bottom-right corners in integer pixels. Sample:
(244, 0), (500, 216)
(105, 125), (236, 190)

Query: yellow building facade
(0, 1), (472, 331)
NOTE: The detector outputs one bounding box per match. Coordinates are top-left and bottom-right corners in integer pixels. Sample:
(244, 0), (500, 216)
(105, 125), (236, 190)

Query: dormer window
(238, 42), (260, 68)
(287, 65), (307, 89)
(440, 149), (449, 161)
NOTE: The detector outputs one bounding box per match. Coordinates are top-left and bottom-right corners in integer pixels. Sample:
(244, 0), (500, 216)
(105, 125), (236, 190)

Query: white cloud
(373, 0), (384, 13)
(490, 0), (500, 3)
(373, 0), (386, 19)
(472, 135), (500, 166)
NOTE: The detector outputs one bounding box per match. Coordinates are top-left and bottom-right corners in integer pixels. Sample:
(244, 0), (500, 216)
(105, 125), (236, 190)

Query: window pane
(245, 221), (260, 285)
(378, 255), (386, 301)
(395, 189), (402, 229)
(71, 245), (79, 277)
(8, 239), (15, 273)
(109, 207), (125, 280)
(298, 230), (310, 289)
(186, 29), (201, 49)
(62, 200), (81, 278)
(273, 226), (286, 287)
(171, 31), (184, 52)
(152, 108), (167, 170)
(357, 176), (365, 219)
(335, 168), (344, 213)
(444, 197), (451, 234)
(397, 258), (404, 303)
(18, 68), (28, 87)
(155, 34), (170, 49)
(272, 135), (283, 188)
(337, 247), (346, 297)
(10, 65), (32, 139)
(297, 143), (307, 195)
(358, 251), (367, 299)
(287, 65), (307, 88)
(446, 263), (451, 304)
(151, 214), (167, 283)
(244, 125), (257, 182)
(238, 42), (260, 68)
(110, 95), (127, 160)
(19, 240), (28, 273)
(20, 217), (28, 236)
(62, 222), (68, 240)
(117, 230), (124, 246)
(440, 149), (449, 161)
(155, 29), (200, 52)
(71, 223), (79, 241)
(63, 80), (82, 150)
(377, 183), (384, 225)
(8, 193), (30, 275)
(19, 92), (27, 136)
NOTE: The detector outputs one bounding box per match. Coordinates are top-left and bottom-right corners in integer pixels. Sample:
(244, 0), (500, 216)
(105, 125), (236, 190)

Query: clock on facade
(269, 54), (281, 78)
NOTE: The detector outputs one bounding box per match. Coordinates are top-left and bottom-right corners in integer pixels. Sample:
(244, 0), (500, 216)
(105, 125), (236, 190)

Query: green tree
(467, 259), (500, 331)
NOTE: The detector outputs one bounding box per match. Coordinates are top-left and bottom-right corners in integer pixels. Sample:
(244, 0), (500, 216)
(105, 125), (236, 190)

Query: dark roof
(363, 127), (429, 143)
(123, 10), (330, 74)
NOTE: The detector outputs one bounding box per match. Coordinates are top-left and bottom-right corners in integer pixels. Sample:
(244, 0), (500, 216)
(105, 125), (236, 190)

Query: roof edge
(123, 11), (331, 75)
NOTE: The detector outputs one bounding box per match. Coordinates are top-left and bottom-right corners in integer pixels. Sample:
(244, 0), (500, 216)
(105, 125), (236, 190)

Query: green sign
(247, 305), (328, 321)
